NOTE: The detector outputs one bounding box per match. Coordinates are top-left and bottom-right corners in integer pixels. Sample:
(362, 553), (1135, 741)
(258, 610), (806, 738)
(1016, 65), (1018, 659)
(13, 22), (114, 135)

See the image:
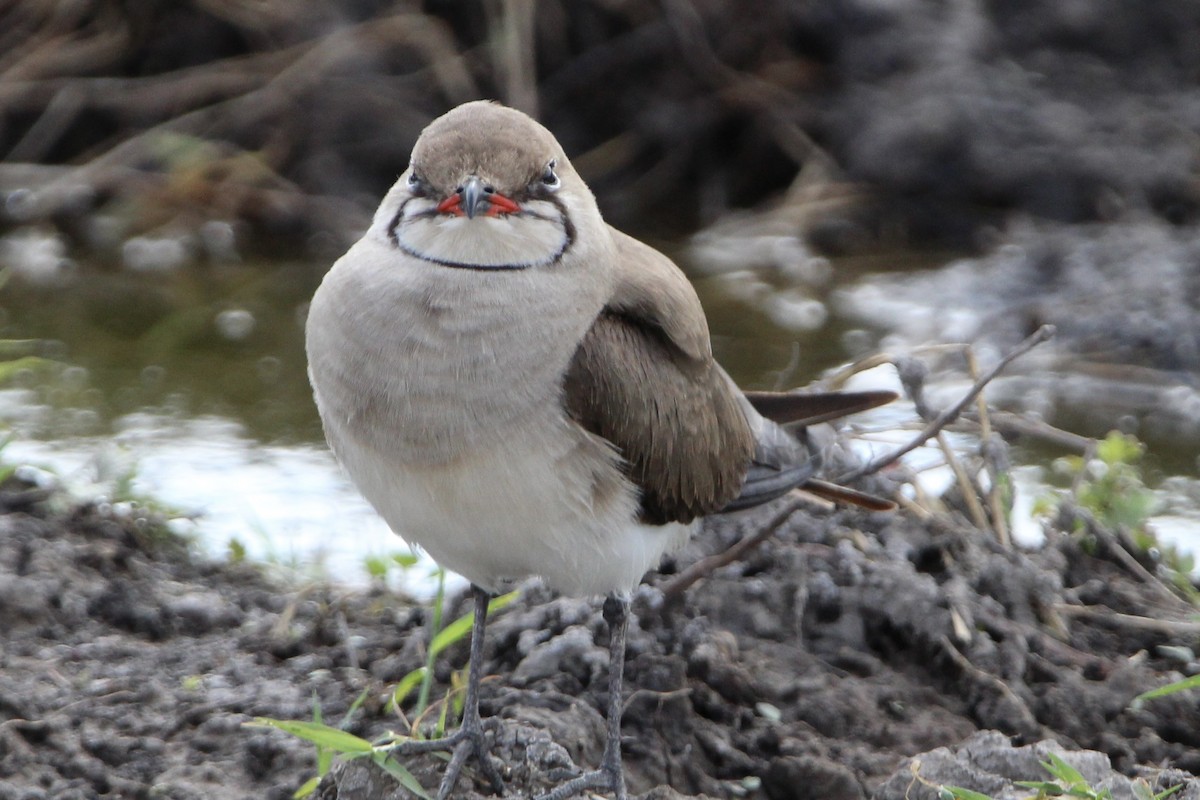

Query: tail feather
(722, 389), (897, 515)
(802, 477), (896, 511)
(744, 389), (897, 426)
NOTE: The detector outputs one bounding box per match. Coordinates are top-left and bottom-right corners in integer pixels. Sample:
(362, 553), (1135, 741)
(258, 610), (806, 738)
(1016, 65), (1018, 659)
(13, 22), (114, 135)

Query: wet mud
(2, 471), (1198, 799)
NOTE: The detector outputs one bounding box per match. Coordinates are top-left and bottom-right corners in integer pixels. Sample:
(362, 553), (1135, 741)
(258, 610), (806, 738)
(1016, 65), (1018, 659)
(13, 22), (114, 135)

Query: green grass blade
(428, 590), (520, 658)
(371, 751), (434, 800)
(292, 775), (321, 799)
(247, 718), (375, 755)
(390, 667), (428, 710)
(938, 786), (996, 799)
(310, 694), (333, 775)
(1041, 753), (1088, 787)
(392, 552), (421, 569)
(344, 688), (369, 723)
(1132, 674), (1200, 707)
(416, 568), (448, 714)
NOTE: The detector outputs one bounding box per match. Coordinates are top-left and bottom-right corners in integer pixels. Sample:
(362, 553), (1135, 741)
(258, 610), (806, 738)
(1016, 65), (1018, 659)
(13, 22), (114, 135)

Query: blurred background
(2, 0), (1199, 586)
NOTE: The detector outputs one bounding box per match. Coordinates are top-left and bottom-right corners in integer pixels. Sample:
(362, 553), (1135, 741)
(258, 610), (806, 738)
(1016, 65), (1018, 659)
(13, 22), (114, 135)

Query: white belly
(332, 412), (691, 596)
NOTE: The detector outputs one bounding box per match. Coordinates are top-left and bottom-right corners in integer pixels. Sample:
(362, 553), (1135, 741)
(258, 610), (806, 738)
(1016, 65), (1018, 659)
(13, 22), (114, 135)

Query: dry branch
(839, 324), (1057, 483)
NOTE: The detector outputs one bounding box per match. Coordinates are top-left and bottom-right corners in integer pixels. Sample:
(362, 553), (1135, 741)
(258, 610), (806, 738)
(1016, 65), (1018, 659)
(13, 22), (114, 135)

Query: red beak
(436, 176), (521, 218)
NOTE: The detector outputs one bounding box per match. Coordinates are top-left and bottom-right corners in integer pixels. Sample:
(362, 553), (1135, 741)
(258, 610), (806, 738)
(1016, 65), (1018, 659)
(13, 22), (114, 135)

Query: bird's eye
(540, 160), (560, 190)
(407, 170), (426, 195)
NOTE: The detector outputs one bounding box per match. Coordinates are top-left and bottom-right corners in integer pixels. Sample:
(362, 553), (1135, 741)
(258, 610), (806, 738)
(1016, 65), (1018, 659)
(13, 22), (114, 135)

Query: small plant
(363, 551), (421, 585)
(1036, 431), (1197, 601)
(389, 584), (520, 731)
(1049, 431), (1156, 533)
(249, 692), (432, 799)
(227, 536), (247, 564)
(937, 752), (1183, 800)
(1015, 752), (1112, 798)
(1135, 782), (1185, 800)
(253, 584), (518, 798)
(938, 788), (992, 800)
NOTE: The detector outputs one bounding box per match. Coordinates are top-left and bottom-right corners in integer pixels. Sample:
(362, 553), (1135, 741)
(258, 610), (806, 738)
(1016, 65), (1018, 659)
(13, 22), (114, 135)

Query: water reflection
(2, 260), (326, 444)
(2, 413), (424, 591)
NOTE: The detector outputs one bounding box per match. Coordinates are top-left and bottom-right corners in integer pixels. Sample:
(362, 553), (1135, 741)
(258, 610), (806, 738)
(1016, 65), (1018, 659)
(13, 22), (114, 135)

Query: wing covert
(562, 311), (753, 525)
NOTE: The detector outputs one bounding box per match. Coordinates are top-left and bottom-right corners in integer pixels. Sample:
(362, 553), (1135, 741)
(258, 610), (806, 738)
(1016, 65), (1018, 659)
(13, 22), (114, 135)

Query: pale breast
(306, 237), (601, 466)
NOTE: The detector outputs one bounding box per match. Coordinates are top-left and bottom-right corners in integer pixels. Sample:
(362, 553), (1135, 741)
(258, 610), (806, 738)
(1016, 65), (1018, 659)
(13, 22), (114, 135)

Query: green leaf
(345, 688), (369, 722)
(392, 552), (421, 569)
(435, 690), (450, 738)
(247, 718), (375, 755)
(938, 786), (996, 800)
(428, 591), (519, 658)
(1132, 673), (1200, 707)
(390, 667), (429, 710)
(227, 537), (247, 564)
(293, 775), (321, 799)
(364, 554), (390, 579)
(309, 694), (333, 776)
(1041, 753), (1088, 787)
(371, 751), (434, 800)
(1096, 431), (1142, 466)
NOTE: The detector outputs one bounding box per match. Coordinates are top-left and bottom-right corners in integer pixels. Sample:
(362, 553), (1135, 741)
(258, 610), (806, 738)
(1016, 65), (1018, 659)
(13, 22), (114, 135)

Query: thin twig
(936, 431), (990, 533)
(936, 634), (1041, 734)
(1055, 604), (1200, 637)
(983, 436), (1012, 548)
(818, 352), (894, 391)
(1091, 523), (1188, 606)
(839, 325), (1056, 482)
(967, 347), (1012, 548)
(662, 494), (809, 599)
(985, 411), (1092, 453)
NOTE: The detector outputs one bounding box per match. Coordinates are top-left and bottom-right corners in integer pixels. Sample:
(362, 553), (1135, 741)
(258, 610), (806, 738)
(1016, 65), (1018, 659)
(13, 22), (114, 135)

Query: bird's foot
(390, 716), (505, 799)
(534, 745), (626, 800)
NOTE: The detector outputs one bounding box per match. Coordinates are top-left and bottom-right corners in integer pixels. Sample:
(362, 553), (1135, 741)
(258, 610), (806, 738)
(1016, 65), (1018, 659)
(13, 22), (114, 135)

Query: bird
(304, 100), (894, 800)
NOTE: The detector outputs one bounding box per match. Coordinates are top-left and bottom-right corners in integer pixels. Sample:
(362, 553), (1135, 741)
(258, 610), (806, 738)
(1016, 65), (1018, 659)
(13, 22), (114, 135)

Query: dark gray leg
(535, 593), (630, 800)
(391, 585), (505, 798)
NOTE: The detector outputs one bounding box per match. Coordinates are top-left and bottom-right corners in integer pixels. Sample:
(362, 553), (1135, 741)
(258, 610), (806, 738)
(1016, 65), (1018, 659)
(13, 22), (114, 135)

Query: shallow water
(2, 243), (1197, 589)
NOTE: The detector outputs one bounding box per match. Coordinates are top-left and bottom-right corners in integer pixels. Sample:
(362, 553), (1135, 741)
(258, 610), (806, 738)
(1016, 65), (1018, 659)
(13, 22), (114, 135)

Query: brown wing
(563, 310), (754, 525)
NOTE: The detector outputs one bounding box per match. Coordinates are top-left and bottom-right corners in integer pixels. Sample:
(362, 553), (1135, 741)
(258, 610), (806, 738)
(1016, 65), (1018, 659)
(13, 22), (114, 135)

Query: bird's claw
(533, 754), (626, 800)
(390, 717), (505, 799)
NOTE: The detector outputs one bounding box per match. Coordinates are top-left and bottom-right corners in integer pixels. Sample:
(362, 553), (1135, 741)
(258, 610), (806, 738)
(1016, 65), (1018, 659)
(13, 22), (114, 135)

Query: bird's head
(380, 101), (595, 271)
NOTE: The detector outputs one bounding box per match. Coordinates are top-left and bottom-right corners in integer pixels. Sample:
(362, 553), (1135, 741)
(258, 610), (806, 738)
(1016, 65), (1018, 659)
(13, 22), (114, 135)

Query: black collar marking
(386, 196), (576, 271)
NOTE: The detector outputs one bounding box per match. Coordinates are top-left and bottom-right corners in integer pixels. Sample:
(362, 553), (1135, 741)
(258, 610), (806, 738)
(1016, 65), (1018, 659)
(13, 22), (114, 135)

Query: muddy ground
(2, 459), (1199, 800)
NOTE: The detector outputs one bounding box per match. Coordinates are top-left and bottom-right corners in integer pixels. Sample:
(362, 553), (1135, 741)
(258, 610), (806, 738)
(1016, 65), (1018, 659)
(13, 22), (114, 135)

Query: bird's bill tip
(435, 182), (522, 219)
